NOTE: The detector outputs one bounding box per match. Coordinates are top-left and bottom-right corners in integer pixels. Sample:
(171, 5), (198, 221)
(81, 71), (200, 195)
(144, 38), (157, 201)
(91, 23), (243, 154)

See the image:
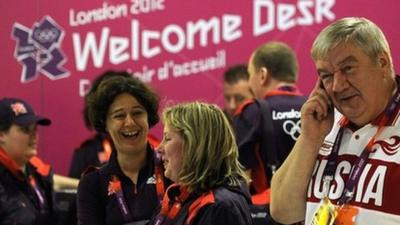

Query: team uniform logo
(146, 175), (157, 184)
(283, 120), (301, 141)
(272, 108), (301, 141)
(10, 102), (28, 116)
(12, 16), (69, 83)
(373, 135), (400, 155)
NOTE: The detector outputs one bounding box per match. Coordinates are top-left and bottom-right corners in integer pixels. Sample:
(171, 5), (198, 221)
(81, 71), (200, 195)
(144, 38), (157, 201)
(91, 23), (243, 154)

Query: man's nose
(228, 98), (237, 111)
(332, 71), (348, 93)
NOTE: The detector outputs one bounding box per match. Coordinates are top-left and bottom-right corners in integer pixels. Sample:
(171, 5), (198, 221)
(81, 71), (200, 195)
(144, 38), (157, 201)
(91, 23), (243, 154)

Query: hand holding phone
(301, 78), (335, 141)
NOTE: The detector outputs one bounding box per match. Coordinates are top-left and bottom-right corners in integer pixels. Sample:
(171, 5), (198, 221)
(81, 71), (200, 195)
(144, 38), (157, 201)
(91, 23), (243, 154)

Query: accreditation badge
(334, 205), (359, 225)
(309, 197), (338, 225)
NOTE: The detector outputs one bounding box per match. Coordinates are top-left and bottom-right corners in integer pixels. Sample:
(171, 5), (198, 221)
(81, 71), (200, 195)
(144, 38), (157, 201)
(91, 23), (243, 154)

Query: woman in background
(77, 73), (169, 225)
(150, 102), (253, 225)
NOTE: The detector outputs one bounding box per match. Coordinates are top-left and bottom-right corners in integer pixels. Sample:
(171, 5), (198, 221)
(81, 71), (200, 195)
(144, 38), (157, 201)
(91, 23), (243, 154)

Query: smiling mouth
(121, 131), (139, 138)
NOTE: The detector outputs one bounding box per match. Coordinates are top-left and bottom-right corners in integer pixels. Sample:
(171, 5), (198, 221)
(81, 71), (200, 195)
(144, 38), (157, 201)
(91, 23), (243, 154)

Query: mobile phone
(321, 81), (334, 113)
(317, 79), (333, 114)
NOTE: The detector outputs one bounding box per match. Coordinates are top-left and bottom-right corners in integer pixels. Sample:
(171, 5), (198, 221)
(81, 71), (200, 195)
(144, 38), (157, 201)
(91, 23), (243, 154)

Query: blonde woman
(149, 102), (253, 225)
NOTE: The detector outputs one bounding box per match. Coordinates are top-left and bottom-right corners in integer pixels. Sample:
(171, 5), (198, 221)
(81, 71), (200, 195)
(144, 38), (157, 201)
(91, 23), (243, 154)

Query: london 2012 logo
(12, 16), (69, 83)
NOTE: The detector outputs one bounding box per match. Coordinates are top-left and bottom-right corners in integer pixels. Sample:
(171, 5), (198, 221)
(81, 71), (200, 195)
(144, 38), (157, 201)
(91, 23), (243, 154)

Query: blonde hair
(162, 102), (249, 194)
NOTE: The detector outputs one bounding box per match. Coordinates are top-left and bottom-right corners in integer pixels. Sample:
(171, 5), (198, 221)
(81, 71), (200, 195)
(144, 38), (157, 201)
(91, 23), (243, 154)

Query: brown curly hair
(87, 74), (160, 133)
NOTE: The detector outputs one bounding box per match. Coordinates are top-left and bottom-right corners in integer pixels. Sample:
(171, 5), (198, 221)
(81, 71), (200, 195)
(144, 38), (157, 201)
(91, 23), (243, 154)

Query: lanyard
(154, 157), (166, 202)
(110, 159), (166, 222)
(322, 81), (400, 205)
(28, 175), (47, 214)
(154, 184), (190, 225)
(100, 138), (112, 163)
(108, 175), (132, 221)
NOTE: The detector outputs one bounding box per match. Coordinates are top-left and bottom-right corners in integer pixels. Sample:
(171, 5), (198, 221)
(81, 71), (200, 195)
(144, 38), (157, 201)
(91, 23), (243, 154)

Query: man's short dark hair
(223, 64), (249, 85)
(252, 42), (298, 83)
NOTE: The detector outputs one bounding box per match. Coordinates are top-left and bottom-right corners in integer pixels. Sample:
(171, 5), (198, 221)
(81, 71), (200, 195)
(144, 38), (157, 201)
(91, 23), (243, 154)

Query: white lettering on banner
(69, 0), (165, 27)
(72, 15), (242, 71)
(110, 37), (130, 64)
(132, 66), (155, 83)
(162, 25), (186, 53)
(69, 3), (128, 27)
(308, 159), (386, 207)
(187, 18), (221, 49)
(223, 15), (242, 41)
(272, 109), (301, 120)
(130, 0), (165, 15)
(79, 79), (91, 97)
(72, 29), (109, 71)
(130, 50), (226, 82)
(171, 50), (226, 77)
(253, 0), (336, 36)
